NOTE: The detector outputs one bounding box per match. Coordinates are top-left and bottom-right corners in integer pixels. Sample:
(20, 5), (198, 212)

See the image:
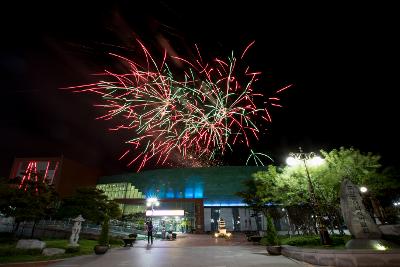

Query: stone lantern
(69, 215), (85, 247)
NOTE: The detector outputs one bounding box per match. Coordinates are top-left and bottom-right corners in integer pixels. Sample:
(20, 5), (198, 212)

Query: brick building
(9, 156), (100, 197)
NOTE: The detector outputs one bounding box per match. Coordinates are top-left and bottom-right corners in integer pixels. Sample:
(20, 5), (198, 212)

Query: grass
(0, 239), (111, 264)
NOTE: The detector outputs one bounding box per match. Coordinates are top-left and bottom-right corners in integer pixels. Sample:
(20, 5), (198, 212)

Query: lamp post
(286, 147), (331, 245)
(146, 197), (160, 218)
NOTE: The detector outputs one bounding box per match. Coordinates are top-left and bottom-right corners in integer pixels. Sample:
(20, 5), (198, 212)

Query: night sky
(1, 1), (399, 176)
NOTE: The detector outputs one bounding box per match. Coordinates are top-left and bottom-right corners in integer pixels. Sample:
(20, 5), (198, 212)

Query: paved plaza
(46, 234), (309, 267)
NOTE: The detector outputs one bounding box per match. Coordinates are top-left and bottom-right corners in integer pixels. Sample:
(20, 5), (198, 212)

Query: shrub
(0, 232), (17, 244)
(265, 215), (280, 246)
(109, 237), (124, 246)
(260, 236), (269, 246)
(0, 232), (15, 239)
(383, 234), (400, 245)
(0, 246), (42, 257)
(330, 235), (351, 246)
(248, 235), (262, 242)
(281, 235), (320, 246)
(65, 246), (80, 253)
(280, 234), (351, 247)
(98, 216), (109, 246)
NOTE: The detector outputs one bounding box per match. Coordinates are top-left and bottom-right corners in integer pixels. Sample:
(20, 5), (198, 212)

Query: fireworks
(66, 40), (289, 171)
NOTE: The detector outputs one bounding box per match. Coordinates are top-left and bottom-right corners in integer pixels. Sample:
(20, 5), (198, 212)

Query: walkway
(46, 233), (309, 267)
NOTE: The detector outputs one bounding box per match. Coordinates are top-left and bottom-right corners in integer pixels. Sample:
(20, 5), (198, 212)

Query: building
(96, 166), (271, 233)
(9, 156), (100, 197)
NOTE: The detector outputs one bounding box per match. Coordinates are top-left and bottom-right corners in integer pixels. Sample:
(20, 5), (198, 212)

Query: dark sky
(1, 1), (399, 176)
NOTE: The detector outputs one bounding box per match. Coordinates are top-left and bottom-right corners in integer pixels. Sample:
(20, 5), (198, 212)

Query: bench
(122, 234), (137, 247)
(247, 235), (262, 243)
(123, 238), (135, 247)
(165, 231), (177, 240)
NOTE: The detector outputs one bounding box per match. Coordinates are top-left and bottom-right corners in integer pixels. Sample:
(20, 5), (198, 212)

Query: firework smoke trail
(65, 40), (290, 171)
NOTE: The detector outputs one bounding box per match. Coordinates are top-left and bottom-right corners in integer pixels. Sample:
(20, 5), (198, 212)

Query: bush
(0, 232), (17, 244)
(383, 234), (400, 245)
(0, 246), (42, 257)
(260, 236), (269, 246)
(109, 237), (124, 246)
(281, 235), (321, 246)
(280, 235), (351, 247)
(65, 246), (80, 253)
(330, 235), (351, 246)
(248, 235), (262, 242)
(0, 232), (15, 238)
(0, 239), (98, 264)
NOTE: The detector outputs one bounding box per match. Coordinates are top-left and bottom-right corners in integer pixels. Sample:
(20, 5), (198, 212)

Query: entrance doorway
(148, 216), (188, 233)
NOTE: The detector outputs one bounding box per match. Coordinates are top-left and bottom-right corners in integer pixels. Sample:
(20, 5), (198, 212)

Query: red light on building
(9, 156), (100, 197)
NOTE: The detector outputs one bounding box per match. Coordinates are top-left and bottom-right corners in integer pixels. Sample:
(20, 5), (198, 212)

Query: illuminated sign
(145, 210), (184, 216)
(204, 202), (248, 207)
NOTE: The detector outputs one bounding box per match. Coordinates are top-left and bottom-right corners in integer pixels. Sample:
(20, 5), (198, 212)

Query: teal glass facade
(97, 166), (265, 206)
(97, 166), (268, 232)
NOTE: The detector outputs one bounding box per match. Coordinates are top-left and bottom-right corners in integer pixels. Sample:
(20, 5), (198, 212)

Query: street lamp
(286, 147), (332, 245)
(146, 197), (160, 217)
(360, 186), (368, 193)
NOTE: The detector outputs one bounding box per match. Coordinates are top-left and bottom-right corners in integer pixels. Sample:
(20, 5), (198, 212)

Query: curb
(0, 258), (65, 267)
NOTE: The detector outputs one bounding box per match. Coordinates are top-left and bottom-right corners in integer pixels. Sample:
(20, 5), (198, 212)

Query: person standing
(162, 226), (166, 239)
(147, 220), (154, 244)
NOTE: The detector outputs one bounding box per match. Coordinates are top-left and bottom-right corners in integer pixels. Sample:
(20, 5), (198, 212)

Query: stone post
(340, 179), (395, 249)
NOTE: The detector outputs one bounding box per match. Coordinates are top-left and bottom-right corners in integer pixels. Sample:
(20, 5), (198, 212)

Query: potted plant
(94, 215), (110, 254)
(265, 215), (281, 255)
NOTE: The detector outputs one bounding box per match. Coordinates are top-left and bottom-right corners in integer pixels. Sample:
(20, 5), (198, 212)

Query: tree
(236, 178), (264, 231)
(364, 166), (400, 204)
(373, 167), (400, 224)
(0, 177), (15, 217)
(237, 166), (283, 230)
(237, 147), (397, 239)
(57, 187), (121, 224)
(318, 147), (398, 225)
(0, 175), (59, 237)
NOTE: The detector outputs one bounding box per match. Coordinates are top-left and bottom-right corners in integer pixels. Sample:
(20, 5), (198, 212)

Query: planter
(94, 245), (109, 255)
(266, 245), (282, 255)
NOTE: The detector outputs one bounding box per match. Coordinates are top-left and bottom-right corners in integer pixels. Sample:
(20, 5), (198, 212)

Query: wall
(9, 156), (101, 198)
(282, 245), (400, 267)
(56, 157), (101, 197)
(204, 207), (267, 232)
